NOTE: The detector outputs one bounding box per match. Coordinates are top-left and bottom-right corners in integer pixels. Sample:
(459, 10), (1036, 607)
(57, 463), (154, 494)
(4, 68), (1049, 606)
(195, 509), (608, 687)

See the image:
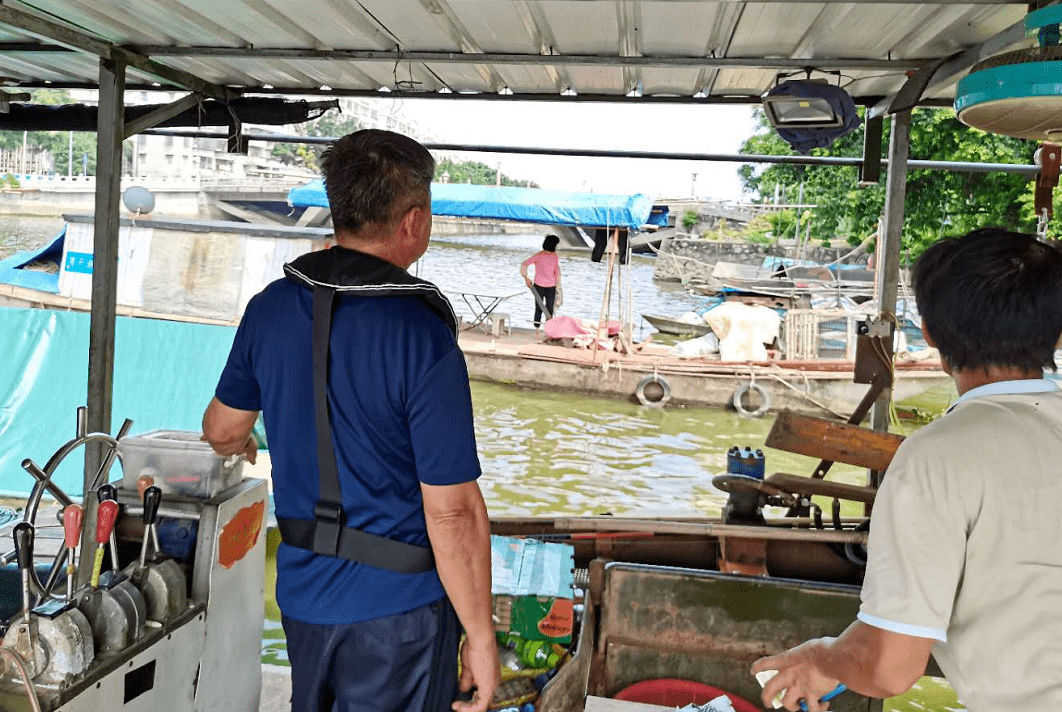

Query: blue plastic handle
(798, 684), (847, 711)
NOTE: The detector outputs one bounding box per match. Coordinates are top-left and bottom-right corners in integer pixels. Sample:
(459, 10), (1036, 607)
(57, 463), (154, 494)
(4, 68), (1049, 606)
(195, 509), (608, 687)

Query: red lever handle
(95, 500), (119, 545)
(136, 475), (155, 499)
(63, 504), (84, 549)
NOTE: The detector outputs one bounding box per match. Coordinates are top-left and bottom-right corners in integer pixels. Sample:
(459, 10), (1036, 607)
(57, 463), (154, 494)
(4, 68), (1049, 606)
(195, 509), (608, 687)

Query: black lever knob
(13, 522), (34, 571)
(97, 483), (118, 503)
(142, 486), (162, 526)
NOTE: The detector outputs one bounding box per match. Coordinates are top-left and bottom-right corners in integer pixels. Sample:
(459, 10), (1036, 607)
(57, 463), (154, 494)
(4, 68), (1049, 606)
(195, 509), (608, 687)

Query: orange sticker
(218, 501), (265, 569)
(537, 598), (574, 639)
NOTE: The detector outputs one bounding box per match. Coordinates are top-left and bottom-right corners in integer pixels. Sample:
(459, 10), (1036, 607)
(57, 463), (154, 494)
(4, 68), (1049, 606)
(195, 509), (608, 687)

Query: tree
(738, 108), (1037, 258)
(434, 158), (538, 188)
(0, 89), (99, 174)
(272, 113), (364, 172)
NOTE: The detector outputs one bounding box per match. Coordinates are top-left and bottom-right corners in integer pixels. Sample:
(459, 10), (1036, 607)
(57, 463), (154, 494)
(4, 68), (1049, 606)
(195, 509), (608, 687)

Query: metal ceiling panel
(565, 66), (630, 94)
(535, 2), (625, 55)
(639, 68), (707, 96)
(354, 2), (463, 50)
(0, 0), (1038, 108)
(709, 68), (780, 97)
(443, 2), (540, 54)
(728, 4), (825, 58)
(638, 3), (729, 56)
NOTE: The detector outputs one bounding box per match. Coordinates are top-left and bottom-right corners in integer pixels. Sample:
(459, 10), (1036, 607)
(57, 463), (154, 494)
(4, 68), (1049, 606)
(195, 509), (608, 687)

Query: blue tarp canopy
(288, 179), (652, 231)
(0, 227), (64, 293)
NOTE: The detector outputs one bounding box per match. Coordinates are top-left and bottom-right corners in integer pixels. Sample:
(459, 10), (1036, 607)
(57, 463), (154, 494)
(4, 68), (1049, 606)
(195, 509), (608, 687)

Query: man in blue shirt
(203, 129), (498, 712)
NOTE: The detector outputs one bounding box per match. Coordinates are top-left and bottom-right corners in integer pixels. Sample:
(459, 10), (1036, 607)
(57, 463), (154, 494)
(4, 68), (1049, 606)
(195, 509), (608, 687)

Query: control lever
(136, 477), (161, 553)
(138, 487), (162, 568)
(63, 504), (84, 600)
(97, 484), (119, 571)
(91, 500), (119, 589)
(13, 523), (34, 625)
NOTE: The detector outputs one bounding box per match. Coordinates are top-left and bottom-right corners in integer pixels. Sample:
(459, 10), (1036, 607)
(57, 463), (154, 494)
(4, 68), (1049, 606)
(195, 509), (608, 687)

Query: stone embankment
(653, 237), (866, 284)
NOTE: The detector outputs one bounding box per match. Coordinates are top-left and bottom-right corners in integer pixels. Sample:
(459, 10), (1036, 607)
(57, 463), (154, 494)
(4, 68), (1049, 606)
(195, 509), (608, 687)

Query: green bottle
(516, 639), (560, 669)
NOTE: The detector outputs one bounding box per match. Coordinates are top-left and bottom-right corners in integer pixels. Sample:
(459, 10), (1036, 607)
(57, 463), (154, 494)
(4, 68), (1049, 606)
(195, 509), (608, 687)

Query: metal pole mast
(869, 109), (911, 452)
(80, 57), (125, 583)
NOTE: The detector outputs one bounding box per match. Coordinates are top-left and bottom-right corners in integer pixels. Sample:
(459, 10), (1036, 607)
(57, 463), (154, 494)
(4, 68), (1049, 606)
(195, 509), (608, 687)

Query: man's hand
(453, 635), (500, 712)
(752, 638), (840, 712)
(202, 397), (259, 461)
(524, 277), (532, 288)
(241, 434), (258, 465)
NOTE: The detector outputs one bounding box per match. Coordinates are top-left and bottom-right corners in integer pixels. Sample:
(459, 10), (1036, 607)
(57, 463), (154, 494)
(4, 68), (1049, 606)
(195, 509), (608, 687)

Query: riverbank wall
(432, 216), (548, 236)
(653, 237), (866, 283)
(0, 182), (205, 217)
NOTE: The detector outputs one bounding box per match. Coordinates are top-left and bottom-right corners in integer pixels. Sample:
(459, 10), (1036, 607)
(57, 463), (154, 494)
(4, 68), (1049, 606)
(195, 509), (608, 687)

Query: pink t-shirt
(521, 251), (560, 287)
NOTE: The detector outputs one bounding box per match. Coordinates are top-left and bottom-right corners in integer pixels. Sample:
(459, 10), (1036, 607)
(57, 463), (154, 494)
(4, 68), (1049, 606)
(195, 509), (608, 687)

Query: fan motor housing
(954, 7), (1062, 141)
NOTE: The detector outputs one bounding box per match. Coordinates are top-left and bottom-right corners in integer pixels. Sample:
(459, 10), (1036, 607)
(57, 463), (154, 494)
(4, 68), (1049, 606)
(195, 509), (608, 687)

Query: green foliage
(739, 108), (1036, 260)
(434, 158), (538, 188)
(51, 133), (98, 176)
(681, 209), (698, 230)
(2, 174), (19, 188)
(272, 111), (365, 172)
(744, 209), (798, 244)
(0, 90), (100, 174)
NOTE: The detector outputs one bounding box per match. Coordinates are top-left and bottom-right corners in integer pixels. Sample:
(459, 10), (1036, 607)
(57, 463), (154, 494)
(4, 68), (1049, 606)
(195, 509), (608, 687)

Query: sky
(362, 98), (759, 201)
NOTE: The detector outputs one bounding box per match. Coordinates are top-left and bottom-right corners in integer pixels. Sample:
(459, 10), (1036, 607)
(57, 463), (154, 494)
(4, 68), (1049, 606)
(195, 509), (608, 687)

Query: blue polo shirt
(215, 278), (481, 624)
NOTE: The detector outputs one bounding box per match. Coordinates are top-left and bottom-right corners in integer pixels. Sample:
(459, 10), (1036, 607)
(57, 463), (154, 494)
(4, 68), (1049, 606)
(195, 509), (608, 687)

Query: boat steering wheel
(2, 408), (131, 601)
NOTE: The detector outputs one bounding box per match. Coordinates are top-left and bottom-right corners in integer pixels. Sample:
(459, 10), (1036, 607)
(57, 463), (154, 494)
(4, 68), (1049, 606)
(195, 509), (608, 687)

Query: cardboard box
(490, 535), (575, 644)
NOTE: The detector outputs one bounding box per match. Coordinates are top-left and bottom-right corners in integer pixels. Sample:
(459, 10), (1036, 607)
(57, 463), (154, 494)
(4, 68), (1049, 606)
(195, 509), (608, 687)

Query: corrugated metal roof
(0, 0), (1036, 109)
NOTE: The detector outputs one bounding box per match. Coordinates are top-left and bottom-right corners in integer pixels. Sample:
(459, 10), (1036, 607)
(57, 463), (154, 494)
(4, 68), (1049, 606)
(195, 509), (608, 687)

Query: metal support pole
(80, 57), (125, 584)
(868, 110), (911, 462)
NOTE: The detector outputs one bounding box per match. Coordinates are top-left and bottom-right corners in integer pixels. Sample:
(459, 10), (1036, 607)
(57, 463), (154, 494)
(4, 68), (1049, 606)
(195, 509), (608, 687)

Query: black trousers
(532, 284), (557, 327)
(282, 597), (460, 712)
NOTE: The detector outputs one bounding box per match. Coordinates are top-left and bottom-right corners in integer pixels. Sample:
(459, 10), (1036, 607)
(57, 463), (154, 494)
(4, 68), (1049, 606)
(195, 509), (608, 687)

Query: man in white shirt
(752, 227), (1062, 712)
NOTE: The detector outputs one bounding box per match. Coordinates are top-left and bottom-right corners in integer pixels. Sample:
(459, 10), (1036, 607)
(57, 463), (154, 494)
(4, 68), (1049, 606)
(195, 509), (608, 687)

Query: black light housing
(761, 72), (862, 154)
(762, 88), (845, 129)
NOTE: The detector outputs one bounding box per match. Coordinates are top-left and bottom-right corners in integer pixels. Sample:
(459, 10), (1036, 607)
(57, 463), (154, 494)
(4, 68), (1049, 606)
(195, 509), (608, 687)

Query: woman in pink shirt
(520, 234), (563, 329)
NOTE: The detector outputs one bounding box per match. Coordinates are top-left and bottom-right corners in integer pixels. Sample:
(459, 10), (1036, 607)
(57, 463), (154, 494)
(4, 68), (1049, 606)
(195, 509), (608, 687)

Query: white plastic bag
(704, 302), (781, 361)
(669, 331), (720, 357)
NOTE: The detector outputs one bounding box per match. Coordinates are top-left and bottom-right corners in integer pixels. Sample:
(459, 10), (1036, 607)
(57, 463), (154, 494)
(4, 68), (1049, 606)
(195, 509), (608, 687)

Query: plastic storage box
(119, 430), (244, 498)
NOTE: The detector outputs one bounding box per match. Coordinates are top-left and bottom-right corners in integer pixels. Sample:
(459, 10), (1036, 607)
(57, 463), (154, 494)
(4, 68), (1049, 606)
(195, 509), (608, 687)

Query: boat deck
(458, 325), (946, 417)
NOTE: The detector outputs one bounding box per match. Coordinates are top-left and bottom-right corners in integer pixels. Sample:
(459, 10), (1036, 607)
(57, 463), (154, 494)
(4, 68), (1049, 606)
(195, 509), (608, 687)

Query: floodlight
(760, 75), (862, 154)
(762, 92), (845, 129)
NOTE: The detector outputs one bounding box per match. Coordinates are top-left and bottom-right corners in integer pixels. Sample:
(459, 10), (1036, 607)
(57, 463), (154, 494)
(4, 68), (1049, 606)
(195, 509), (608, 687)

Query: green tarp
(0, 307), (237, 497)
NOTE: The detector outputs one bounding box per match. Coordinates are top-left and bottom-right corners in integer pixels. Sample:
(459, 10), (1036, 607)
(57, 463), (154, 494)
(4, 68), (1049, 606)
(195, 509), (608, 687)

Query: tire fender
(732, 382), (771, 417)
(635, 374), (672, 408)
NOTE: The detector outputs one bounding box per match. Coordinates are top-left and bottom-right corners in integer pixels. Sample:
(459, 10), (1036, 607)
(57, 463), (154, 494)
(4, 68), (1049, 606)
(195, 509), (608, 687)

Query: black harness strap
(276, 284), (435, 574)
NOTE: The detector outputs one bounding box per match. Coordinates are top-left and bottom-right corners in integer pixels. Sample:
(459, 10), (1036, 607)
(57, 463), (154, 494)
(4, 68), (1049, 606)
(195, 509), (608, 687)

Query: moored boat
(641, 313), (712, 337)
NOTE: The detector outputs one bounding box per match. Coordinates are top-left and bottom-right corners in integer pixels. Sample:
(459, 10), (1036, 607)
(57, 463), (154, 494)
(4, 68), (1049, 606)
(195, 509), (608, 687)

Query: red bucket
(613, 678), (761, 712)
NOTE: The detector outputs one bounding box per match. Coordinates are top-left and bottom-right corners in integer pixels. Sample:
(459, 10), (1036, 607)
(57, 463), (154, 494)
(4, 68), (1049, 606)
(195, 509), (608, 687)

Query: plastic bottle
(515, 639), (561, 669)
(498, 645), (523, 672)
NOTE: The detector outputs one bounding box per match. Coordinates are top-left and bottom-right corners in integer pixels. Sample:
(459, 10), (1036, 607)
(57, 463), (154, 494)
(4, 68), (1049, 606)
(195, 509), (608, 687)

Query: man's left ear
(400, 205), (423, 237)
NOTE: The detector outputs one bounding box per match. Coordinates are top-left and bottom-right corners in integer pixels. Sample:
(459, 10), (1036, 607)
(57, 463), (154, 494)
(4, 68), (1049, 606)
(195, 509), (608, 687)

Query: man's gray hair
(320, 129), (435, 234)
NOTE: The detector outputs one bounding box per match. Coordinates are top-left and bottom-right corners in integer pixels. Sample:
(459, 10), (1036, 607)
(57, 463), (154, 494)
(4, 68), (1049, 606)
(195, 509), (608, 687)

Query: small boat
(641, 313), (712, 336)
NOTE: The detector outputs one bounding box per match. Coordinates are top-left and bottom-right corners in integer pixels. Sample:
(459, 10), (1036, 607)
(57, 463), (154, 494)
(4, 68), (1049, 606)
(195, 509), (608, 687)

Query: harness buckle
(312, 501), (344, 556)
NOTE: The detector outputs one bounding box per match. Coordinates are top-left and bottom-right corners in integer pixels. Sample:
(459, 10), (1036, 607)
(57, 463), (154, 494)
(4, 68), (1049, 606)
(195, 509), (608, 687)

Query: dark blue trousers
(282, 597), (460, 712)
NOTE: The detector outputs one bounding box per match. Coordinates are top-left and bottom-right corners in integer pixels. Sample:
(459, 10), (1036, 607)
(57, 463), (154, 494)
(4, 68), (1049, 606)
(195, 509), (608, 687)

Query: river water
(3, 214), (960, 710)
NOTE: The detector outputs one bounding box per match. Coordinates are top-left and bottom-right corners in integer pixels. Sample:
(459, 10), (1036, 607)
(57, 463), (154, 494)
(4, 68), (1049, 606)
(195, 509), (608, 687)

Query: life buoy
(635, 374), (671, 407)
(732, 382), (771, 417)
